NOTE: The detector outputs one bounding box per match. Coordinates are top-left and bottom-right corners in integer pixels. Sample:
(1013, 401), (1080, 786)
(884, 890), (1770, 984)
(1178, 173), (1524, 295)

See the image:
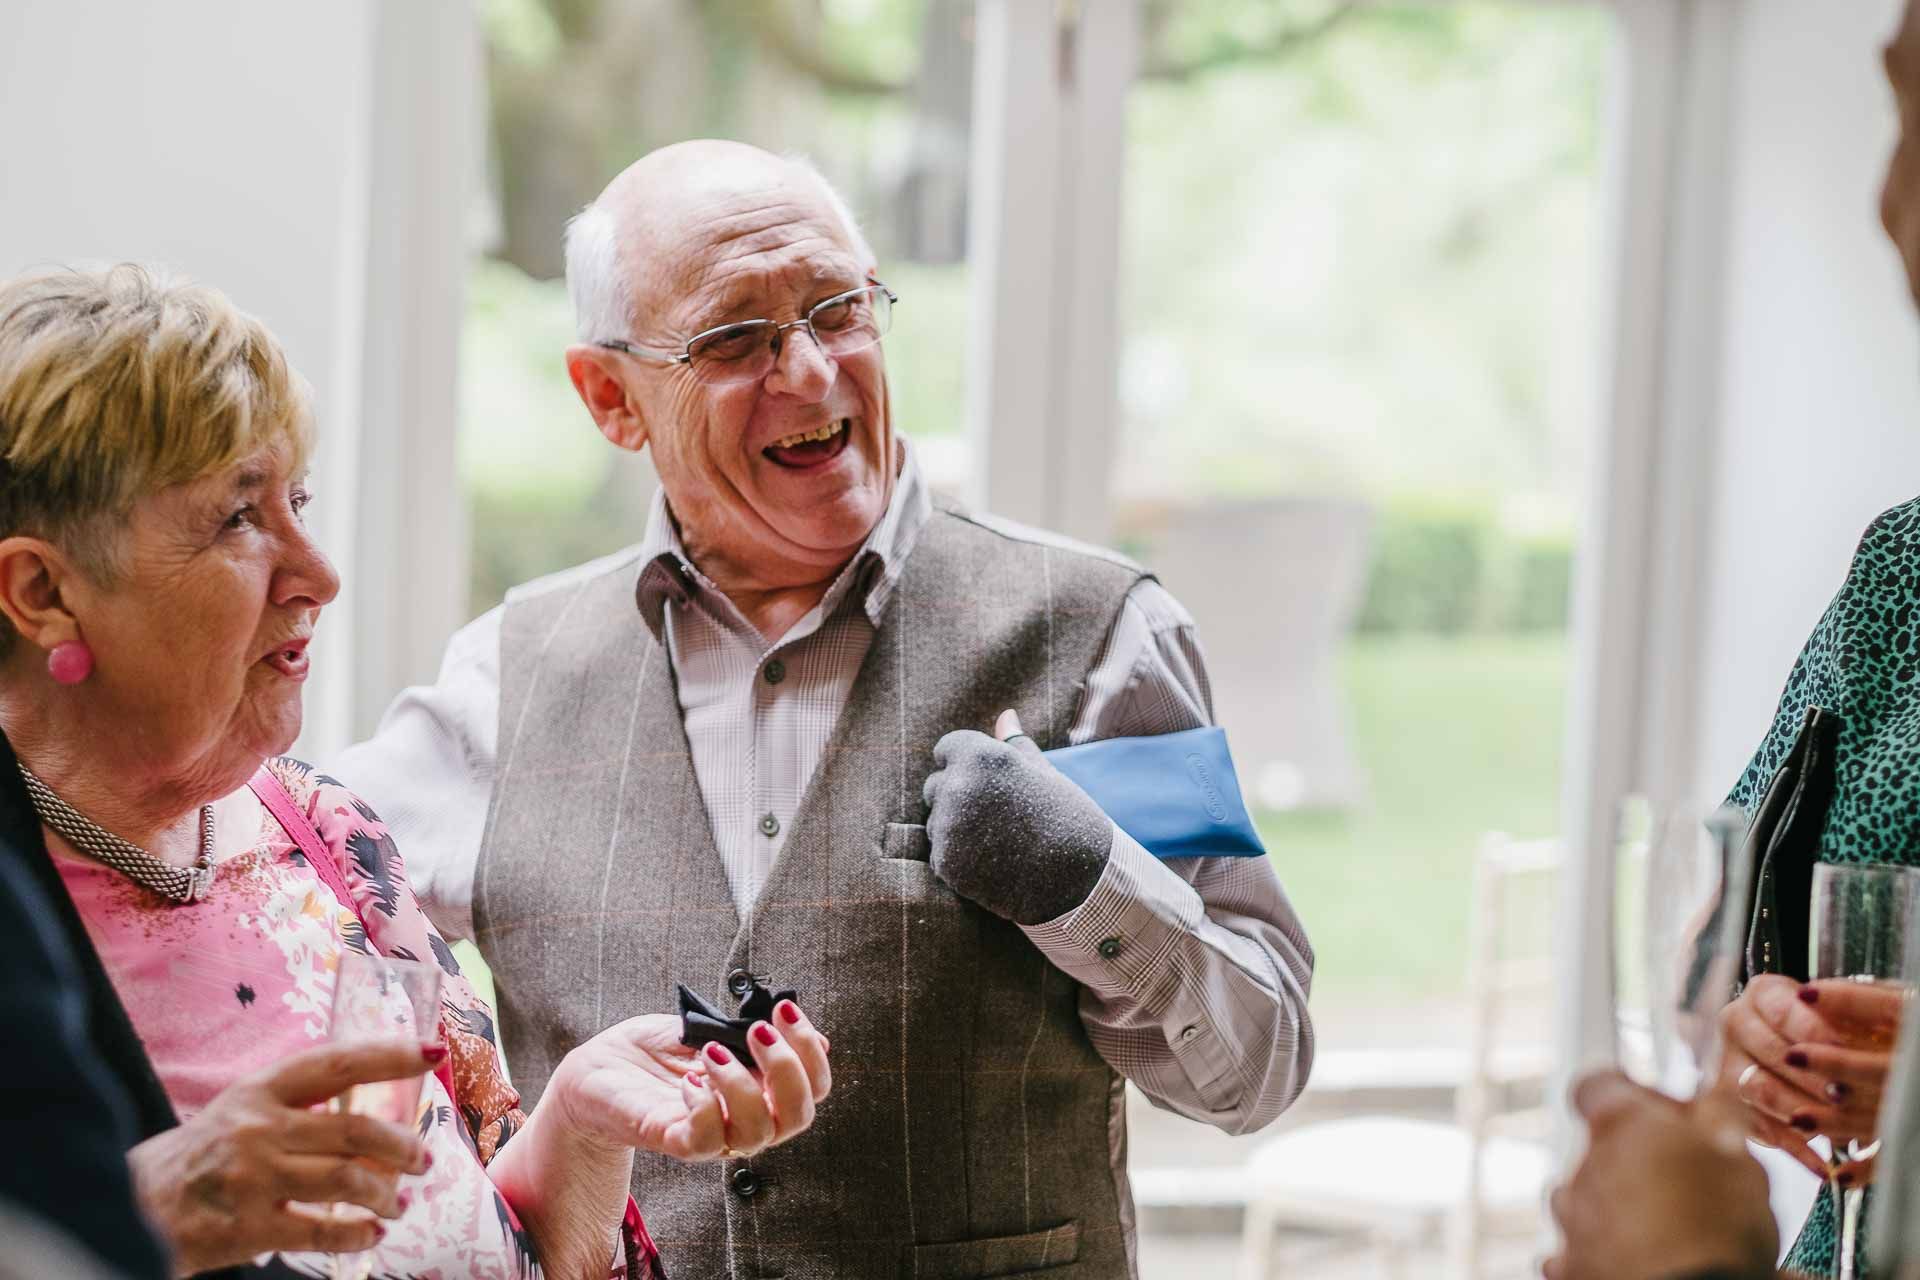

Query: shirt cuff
(1019, 825), (1203, 1011)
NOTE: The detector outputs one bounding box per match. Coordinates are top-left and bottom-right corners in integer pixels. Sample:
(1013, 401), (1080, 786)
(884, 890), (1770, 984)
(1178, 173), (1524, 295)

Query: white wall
(1691, 0), (1920, 795)
(0, 0), (475, 753)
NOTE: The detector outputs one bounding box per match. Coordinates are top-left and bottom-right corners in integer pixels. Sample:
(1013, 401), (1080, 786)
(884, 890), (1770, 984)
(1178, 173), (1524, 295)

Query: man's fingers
(281, 1109), (427, 1173)
(773, 1001), (833, 1103)
(264, 1040), (436, 1107)
(1570, 1070), (1662, 1126)
(270, 1154), (404, 1219)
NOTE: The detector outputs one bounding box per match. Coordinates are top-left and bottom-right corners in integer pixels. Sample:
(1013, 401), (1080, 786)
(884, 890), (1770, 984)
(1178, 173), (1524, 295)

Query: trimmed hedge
(1356, 498), (1572, 635)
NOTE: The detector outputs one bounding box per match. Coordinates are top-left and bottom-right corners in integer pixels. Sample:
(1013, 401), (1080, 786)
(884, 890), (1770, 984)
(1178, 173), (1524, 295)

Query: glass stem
(1839, 1182), (1864, 1280)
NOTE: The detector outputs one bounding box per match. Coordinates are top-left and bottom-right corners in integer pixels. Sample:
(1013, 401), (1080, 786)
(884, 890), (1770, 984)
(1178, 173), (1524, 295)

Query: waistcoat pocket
(883, 822), (932, 862)
(907, 1221), (1081, 1278)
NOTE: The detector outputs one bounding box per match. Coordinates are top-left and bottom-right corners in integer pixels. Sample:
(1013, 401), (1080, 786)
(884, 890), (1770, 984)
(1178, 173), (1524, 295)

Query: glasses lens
(811, 286), (891, 356)
(687, 321), (775, 383)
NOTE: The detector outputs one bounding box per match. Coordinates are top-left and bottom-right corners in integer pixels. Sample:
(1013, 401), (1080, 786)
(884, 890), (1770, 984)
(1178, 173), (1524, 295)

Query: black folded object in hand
(678, 975), (797, 1061)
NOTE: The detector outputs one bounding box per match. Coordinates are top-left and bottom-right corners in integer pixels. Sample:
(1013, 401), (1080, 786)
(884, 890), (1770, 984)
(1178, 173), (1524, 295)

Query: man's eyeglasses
(597, 281), (897, 385)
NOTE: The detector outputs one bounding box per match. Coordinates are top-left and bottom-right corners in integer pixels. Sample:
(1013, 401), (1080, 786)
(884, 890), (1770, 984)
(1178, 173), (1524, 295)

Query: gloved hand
(923, 710), (1115, 925)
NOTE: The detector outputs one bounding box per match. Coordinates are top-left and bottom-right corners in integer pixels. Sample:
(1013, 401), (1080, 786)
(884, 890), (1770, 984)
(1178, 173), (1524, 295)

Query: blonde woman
(0, 265), (832, 1279)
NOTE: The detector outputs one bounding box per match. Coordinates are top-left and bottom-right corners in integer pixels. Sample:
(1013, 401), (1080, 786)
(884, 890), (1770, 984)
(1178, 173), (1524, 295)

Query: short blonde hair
(0, 264), (313, 582)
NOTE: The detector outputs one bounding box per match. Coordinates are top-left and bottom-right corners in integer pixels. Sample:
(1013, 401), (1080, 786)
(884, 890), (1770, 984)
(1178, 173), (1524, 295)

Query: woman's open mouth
(764, 418), (852, 470)
(264, 639), (310, 680)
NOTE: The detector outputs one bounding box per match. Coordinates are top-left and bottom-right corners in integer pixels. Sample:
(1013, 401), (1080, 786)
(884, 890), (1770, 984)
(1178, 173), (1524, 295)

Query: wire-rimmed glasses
(597, 280), (896, 385)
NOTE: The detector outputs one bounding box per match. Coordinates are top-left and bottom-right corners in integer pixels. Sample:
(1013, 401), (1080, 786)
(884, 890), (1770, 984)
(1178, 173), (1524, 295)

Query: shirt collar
(632, 438), (932, 639)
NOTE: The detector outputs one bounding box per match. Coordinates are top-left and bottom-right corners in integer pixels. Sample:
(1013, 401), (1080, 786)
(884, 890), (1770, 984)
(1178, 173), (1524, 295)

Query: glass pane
(1118, 4), (1614, 1273)
(461, 0), (975, 618)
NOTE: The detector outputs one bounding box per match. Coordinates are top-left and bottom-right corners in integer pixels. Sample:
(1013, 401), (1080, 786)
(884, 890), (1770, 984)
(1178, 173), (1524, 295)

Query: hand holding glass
(325, 950), (442, 1280)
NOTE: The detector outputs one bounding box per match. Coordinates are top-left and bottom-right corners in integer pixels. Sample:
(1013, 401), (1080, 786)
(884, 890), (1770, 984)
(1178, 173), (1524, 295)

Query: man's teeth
(770, 420), (846, 451)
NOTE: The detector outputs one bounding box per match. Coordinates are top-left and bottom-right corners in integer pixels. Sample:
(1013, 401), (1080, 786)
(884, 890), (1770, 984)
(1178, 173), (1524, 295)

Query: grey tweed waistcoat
(473, 507), (1148, 1280)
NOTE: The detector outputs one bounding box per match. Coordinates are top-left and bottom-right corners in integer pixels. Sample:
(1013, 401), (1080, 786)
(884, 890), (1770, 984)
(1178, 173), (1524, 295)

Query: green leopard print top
(1727, 498), (1920, 1276)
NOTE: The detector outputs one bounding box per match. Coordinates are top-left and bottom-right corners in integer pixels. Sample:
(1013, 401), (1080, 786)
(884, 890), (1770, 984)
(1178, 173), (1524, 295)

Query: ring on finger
(1738, 1062), (1761, 1093)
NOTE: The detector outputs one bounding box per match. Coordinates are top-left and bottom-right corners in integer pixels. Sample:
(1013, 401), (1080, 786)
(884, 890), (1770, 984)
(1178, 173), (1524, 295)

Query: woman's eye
(224, 506), (255, 531)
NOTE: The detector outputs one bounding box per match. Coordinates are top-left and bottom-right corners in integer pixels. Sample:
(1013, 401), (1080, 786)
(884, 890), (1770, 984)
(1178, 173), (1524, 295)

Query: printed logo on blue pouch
(1185, 753), (1230, 822)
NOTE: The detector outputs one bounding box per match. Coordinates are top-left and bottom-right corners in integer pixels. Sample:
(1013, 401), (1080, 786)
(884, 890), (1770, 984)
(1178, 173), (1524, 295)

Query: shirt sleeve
(327, 607), (503, 942)
(1020, 578), (1316, 1135)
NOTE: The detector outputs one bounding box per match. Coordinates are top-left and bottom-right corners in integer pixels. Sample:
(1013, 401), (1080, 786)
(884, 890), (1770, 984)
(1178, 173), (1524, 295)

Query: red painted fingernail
(778, 1000), (802, 1025)
(423, 1151), (433, 1171)
(1791, 1114), (1819, 1132)
(422, 1044), (449, 1064)
(685, 1071), (706, 1088)
(1829, 1082), (1853, 1102)
(398, 1191), (413, 1212)
(1786, 1050), (1810, 1068)
(753, 1023), (778, 1047)
(706, 1043), (732, 1066)
(1799, 986), (1820, 1005)
(373, 1224), (388, 1241)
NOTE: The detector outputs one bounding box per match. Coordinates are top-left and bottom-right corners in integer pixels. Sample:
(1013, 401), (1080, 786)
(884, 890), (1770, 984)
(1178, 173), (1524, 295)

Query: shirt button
(1179, 1025), (1200, 1043)
(759, 813), (781, 838)
(764, 659), (786, 685)
(1097, 937), (1123, 959)
(730, 1167), (761, 1198)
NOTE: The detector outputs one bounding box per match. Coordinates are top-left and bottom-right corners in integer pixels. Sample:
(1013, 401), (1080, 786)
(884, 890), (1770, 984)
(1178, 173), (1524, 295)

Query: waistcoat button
(727, 968), (754, 998)
(730, 1167), (762, 1198)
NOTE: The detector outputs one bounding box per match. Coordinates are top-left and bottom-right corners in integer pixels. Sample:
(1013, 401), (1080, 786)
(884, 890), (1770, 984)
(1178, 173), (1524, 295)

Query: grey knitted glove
(922, 712), (1115, 925)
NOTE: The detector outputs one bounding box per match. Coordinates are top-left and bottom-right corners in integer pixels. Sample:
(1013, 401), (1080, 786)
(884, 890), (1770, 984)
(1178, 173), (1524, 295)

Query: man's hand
(1544, 1071), (1776, 1280)
(923, 710), (1114, 925)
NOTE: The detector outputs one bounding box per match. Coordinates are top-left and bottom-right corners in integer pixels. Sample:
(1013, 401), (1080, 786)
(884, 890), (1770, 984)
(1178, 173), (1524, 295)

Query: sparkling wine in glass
(1613, 799), (1752, 1096)
(326, 949), (442, 1280)
(1809, 862), (1920, 1280)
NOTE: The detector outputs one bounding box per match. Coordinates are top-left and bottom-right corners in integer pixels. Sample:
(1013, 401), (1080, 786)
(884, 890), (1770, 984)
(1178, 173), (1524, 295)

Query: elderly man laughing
(336, 139), (1314, 1278)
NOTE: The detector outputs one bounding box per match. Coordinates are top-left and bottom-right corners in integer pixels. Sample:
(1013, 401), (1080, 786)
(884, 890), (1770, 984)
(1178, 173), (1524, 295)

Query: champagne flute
(325, 949), (442, 1280)
(1612, 799), (1752, 1095)
(1809, 862), (1920, 1280)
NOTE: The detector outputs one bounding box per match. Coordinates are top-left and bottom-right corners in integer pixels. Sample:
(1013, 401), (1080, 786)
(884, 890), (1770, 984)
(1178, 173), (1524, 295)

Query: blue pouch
(1043, 726), (1267, 861)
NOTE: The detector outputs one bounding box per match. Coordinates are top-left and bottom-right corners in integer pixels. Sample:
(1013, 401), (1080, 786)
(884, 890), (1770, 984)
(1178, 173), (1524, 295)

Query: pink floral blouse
(54, 758), (546, 1279)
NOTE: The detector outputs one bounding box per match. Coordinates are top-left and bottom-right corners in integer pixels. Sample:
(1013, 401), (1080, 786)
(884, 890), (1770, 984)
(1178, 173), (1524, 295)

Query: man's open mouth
(764, 418), (851, 469)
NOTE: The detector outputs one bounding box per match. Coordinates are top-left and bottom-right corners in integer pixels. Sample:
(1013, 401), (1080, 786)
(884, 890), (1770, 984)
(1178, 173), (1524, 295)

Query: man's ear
(565, 346), (651, 454)
(0, 536), (83, 654)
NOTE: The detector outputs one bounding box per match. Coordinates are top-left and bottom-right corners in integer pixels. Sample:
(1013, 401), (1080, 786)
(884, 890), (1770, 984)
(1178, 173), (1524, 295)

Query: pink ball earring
(47, 640), (93, 685)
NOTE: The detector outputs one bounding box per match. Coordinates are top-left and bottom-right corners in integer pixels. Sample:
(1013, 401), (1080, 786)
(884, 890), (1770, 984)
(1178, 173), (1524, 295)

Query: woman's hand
(548, 1001), (832, 1161)
(127, 1040), (435, 1278)
(1716, 975), (1904, 1178)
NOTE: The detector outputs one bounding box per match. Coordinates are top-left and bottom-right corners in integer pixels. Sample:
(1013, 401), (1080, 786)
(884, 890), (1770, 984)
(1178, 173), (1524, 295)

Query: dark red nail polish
(1792, 1114), (1819, 1132)
(1799, 986), (1820, 1005)
(706, 1043), (732, 1066)
(754, 1023), (778, 1047)
(422, 1044), (449, 1064)
(685, 1072), (706, 1088)
(373, 1224), (388, 1241)
(1829, 1082), (1853, 1102)
(777, 1000), (802, 1025)
(423, 1151), (434, 1171)
(1786, 1050), (1810, 1069)
(398, 1191), (413, 1213)
(1839, 1170), (1856, 1188)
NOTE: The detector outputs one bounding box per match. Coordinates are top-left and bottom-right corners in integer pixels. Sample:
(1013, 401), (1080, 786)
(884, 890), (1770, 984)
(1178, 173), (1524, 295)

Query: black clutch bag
(1741, 706), (1842, 983)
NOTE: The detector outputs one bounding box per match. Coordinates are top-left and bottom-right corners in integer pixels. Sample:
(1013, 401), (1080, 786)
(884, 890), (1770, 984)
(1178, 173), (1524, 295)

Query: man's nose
(765, 325), (835, 399)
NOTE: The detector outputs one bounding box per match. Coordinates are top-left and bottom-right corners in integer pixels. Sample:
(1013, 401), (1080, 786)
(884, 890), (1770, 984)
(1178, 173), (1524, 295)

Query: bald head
(565, 141), (874, 343)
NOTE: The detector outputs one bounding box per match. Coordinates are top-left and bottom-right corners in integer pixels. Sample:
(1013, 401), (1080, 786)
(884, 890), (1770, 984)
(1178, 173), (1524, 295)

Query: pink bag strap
(247, 765), (460, 1112)
(248, 766), (357, 913)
